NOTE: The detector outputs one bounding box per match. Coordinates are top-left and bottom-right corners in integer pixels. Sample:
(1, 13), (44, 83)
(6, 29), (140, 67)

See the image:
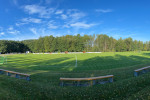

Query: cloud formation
(61, 14), (68, 20)
(48, 20), (58, 29)
(95, 9), (113, 13)
(21, 17), (42, 23)
(23, 4), (55, 18)
(70, 22), (96, 28)
(2, 2), (104, 40)
(7, 27), (20, 35)
(30, 28), (37, 34)
(0, 32), (5, 36)
(16, 17), (42, 26)
(55, 10), (63, 14)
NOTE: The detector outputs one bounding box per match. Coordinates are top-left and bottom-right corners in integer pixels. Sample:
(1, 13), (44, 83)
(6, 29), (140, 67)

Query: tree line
(0, 34), (150, 53)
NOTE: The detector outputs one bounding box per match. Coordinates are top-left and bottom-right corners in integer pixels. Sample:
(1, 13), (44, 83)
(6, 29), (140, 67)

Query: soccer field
(1, 52), (150, 99)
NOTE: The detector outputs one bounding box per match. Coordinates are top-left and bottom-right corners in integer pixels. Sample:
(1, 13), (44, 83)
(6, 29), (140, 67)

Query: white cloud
(61, 14), (68, 20)
(48, 24), (58, 29)
(7, 26), (20, 35)
(95, 9), (113, 13)
(0, 32), (5, 36)
(8, 30), (20, 35)
(16, 23), (26, 26)
(30, 28), (37, 34)
(16, 17), (42, 26)
(23, 4), (55, 18)
(48, 21), (58, 29)
(13, 0), (18, 5)
(69, 12), (86, 21)
(67, 9), (78, 14)
(66, 9), (86, 22)
(61, 9), (87, 28)
(8, 27), (13, 31)
(55, 10), (63, 14)
(63, 24), (70, 28)
(70, 22), (96, 28)
(22, 17), (42, 23)
(56, 9), (86, 21)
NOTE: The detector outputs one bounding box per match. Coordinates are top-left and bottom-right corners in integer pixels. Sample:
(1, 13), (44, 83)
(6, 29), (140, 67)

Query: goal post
(0, 56), (7, 64)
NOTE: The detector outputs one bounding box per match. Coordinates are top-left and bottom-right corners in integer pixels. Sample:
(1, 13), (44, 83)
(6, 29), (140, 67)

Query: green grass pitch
(1, 52), (150, 99)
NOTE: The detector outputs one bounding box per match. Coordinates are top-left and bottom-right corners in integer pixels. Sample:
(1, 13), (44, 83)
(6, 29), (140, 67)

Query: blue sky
(0, 0), (150, 41)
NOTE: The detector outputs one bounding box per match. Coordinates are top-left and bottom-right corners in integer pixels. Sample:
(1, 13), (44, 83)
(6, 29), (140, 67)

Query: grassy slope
(0, 52), (150, 99)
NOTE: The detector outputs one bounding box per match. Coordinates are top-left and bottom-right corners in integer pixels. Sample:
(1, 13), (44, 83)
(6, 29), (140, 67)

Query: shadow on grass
(0, 57), (73, 72)
(1, 54), (150, 72)
(142, 53), (150, 56)
(1, 53), (150, 79)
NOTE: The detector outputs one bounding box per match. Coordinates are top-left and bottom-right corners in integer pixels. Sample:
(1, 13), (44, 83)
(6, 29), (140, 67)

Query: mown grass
(0, 52), (150, 99)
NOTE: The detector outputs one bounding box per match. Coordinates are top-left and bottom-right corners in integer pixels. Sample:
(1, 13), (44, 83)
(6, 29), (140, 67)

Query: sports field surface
(1, 52), (150, 99)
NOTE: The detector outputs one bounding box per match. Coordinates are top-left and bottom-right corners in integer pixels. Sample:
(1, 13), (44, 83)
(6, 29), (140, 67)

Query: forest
(0, 34), (150, 53)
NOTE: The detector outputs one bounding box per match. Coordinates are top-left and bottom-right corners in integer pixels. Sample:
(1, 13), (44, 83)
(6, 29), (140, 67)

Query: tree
(124, 37), (133, 51)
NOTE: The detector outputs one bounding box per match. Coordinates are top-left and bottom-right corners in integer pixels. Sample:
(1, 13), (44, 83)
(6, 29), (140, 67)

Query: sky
(0, 0), (150, 41)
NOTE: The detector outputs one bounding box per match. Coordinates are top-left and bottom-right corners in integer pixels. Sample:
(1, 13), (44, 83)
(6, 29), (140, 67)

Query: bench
(60, 75), (114, 86)
(0, 69), (31, 81)
(134, 66), (150, 77)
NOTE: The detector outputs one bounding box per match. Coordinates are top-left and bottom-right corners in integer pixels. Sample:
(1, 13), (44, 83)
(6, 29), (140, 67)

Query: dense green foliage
(0, 52), (150, 99)
(0, 34), (150, 53)
(0, 40), (29, 53)
(23, 34), (150, 53)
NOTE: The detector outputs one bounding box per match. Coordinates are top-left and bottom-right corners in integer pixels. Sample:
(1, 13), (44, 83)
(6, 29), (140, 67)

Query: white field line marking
(75, 55), (77, 67)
